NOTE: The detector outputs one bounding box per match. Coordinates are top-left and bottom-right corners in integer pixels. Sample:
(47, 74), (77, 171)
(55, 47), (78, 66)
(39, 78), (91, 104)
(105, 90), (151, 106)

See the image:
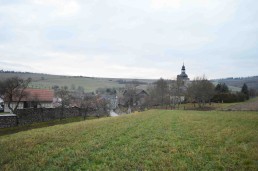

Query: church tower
(177, 63), (190, 81)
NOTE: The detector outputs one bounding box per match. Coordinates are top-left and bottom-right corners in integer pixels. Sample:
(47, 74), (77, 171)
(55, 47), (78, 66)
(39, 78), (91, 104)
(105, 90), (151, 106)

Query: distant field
(0, 72), (155, 92)
(1, 110), (257, 170)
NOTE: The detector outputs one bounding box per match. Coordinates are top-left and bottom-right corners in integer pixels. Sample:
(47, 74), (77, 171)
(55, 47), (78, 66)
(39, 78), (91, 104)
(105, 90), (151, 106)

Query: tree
(215, 83), (229, 93)
(123, 80), (139, 108)
(187, 76), (215, 108)
(145, 78), (169, 108)
(80, 95), (97, 119)
(96, 97), (110, 117)
(0, 77), (31, 113)
(155, 78), (169, 106)
(77, 86), (85, 93)
(169, 78), (185, 108)
(249, 88), (257, 98)
(55, 86), (71, 120)
(241, 83), (249, 100)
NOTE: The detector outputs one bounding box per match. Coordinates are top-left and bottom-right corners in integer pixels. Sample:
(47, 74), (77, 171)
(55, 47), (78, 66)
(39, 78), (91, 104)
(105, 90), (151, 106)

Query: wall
(0, 114), (17, 128)
(0, 107), (108, 128)
(15, 107), (108, 126)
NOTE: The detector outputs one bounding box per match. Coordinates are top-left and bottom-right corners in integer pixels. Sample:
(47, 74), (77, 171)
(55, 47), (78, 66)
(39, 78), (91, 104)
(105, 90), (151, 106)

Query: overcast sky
(0, 0), (257, 79)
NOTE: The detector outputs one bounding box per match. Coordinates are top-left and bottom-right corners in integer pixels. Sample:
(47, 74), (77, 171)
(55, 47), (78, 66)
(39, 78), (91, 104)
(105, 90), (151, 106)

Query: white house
(4, 88), (54, 113)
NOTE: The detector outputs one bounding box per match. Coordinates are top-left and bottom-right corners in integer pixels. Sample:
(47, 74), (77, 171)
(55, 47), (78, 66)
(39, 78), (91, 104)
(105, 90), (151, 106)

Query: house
(100, 94), (118, 110)
(4, 88), (54, 113)
(118, 88), (149, 107)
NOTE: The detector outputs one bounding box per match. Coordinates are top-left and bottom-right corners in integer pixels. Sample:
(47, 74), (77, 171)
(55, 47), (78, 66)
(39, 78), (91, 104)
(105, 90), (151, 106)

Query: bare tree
(169, 78), (185, 108)
(123, 80), (139, 108)
(0, 77), (31, 113)
(80, 95), (98, 119)
(96, 97), (110, 117)
(187, 76), (215, 108)
(55, 86), (71, 120)
(145, 78), (169, 108)
(155, 78), (169, 106)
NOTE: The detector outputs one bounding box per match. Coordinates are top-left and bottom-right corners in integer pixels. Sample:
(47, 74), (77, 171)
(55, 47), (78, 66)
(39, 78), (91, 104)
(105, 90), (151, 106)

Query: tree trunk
(7, 101), (15, 114)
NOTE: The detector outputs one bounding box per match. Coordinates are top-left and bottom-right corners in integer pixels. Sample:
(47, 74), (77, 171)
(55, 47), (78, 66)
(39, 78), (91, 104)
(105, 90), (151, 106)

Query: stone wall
(0, 114), (18, 128)
(16, 107), (108, 126)
(0, 107), (108, 128)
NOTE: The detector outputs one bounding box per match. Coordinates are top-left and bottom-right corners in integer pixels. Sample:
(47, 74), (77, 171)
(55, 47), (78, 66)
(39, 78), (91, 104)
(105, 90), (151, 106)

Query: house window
(24, 102), (29, 108)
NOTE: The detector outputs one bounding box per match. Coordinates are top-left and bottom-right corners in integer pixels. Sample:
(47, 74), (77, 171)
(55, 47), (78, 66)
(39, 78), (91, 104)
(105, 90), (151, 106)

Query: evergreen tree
(215, 83), (229, 93)
(215, 84), (221, 93)
(221, 83), (229, 93)
(241, 83), (249, 100)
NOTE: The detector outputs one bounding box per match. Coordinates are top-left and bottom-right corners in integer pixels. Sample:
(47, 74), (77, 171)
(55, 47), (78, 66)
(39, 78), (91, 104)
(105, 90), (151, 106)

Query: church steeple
(182, 63), (185, 72)
(177, 63), (189, 81)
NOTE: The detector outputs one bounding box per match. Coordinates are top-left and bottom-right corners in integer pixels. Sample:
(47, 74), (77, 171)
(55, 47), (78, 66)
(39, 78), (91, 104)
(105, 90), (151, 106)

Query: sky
(0, 0), (257, 79)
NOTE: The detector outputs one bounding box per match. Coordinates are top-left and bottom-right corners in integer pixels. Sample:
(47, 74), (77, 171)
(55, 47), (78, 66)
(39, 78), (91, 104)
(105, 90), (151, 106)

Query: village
(0, 64), (189, 113)
(0, 64), (254, 129)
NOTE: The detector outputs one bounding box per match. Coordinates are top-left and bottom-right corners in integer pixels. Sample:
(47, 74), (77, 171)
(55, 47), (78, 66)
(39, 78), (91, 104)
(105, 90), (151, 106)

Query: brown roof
(9, 89), (54, 102)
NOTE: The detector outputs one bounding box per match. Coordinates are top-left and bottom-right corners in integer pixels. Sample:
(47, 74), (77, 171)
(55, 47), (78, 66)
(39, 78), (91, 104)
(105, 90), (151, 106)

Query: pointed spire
(182, 63), (185, 71)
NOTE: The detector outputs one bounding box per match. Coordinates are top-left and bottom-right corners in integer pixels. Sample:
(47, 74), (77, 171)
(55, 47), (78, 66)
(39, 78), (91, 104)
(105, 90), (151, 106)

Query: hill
(0, 71), (155, 92)
(0, 110), (257, 170)
(212, 76), (258, 91)
(1, 71), (258, 93)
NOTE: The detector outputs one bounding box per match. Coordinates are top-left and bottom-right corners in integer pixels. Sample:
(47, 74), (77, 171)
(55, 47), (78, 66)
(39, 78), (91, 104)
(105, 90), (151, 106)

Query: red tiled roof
(16, 89), (54, 102)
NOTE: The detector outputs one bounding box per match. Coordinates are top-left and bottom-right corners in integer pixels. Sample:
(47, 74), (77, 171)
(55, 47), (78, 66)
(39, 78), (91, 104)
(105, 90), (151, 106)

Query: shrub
(212, 92), (247, 103)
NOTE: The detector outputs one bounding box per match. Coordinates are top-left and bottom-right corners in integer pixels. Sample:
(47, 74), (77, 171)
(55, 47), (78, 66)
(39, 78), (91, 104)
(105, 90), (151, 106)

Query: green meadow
(1, 110), (258, 170)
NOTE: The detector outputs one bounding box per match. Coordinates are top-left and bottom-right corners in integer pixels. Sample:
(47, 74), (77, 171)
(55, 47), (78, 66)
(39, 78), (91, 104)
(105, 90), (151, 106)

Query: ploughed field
(0, 110), (258, 170)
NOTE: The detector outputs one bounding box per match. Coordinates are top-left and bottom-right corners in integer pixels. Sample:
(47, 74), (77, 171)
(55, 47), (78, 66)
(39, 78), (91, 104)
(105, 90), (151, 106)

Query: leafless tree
(169, 78), (185, 108)
(96, 97), (110, 117)
(0, 77), (31, 113)
(187, 76), (215, 108)
(80, 95), (98, 119)
(249, 88), (257, 98)
(155, 78), (169, 106)
(123, 80), (139, 108)
(145, 78), (169, 108)
(55, 86), (71, 120)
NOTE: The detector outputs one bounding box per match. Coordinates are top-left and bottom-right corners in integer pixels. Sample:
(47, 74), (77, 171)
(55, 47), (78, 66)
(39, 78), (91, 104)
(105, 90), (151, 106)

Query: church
(170, 64), (190, 104)
(177, 63), (190, 81)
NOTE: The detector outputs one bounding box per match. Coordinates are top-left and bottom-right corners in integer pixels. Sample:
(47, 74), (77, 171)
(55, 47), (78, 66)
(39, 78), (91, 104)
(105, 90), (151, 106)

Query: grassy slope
(1, 110), (258, 170)
(0, 73), (155, 92)
(0, 73), (124, 92)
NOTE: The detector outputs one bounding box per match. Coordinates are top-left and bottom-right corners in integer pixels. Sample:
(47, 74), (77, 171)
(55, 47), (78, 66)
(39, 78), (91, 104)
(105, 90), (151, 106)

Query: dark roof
(178, 73), (188, 78)
(136, 89), (149, 95)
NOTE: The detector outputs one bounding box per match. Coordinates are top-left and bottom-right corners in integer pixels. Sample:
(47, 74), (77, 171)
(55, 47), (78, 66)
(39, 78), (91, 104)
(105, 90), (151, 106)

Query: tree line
(124, 76), (256, 110)
(0, 76), (256, 114)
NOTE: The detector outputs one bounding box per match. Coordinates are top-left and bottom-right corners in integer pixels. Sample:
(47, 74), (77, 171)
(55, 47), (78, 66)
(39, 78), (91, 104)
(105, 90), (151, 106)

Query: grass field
(0, 72), (125, 92)
(1, 110), (258, 170)
(0, 72), (155, 92)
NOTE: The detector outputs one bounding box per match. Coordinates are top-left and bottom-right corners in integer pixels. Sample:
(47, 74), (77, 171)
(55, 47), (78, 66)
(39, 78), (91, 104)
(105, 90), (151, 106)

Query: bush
(212, 92), (247, 103)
